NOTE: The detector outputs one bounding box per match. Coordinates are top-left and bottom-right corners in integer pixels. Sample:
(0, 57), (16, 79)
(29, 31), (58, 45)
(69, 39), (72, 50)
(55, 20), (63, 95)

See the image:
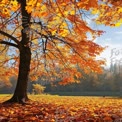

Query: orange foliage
(0, 0), (121, 84)
(96, 0), (122, 26)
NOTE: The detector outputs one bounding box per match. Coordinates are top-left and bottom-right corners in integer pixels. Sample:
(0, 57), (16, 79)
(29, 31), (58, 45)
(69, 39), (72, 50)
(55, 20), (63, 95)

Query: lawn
(0, 94), (122, 121)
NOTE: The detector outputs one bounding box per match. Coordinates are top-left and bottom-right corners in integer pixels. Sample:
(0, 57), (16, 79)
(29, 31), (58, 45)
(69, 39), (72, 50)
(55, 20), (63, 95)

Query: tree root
(2, 96), (31, 105)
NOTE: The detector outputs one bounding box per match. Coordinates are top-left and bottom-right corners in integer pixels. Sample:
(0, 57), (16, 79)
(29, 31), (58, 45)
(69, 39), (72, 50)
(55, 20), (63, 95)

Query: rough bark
(5, 47), (31, 103)
(4, 0), (31, 104)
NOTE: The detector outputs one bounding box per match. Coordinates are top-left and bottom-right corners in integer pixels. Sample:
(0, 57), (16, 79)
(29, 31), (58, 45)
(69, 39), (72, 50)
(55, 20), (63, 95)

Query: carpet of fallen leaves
(0, 95), (122, 122)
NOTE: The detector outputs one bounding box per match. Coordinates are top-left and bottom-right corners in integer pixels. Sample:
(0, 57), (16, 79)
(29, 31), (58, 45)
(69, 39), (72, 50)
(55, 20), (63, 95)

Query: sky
(86, 14), (122, 68)
(95, 25), (122, 68)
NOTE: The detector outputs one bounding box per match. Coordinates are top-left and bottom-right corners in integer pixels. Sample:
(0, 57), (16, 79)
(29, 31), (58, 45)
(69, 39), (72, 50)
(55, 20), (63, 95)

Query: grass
(48, 91), (121, 96)
(0, 94), (122, 121)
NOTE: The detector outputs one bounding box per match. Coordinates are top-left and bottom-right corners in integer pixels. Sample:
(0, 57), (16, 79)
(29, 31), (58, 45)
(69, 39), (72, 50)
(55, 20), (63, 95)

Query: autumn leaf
(0, 0), (121, 103)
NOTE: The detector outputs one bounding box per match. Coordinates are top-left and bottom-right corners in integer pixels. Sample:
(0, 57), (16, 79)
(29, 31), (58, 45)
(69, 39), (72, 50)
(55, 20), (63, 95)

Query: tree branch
(0, 40), (18, 48)
(0, 30), (20, 47)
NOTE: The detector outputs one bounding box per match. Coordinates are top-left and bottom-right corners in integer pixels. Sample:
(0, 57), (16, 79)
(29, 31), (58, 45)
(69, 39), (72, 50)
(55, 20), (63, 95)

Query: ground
(0, 94), (122, 121)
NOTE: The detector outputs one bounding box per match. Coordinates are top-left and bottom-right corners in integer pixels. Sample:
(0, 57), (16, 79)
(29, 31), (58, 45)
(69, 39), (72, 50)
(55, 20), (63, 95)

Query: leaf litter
(0, 95), (122, 122)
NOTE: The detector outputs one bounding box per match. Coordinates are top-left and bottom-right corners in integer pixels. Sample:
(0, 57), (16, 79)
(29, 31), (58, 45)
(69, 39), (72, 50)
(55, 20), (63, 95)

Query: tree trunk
(3, 0), (31, 104)
(8, 47), (31, 103)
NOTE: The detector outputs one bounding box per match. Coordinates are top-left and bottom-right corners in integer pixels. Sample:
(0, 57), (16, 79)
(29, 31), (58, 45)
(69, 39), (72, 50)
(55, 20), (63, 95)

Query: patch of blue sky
(85, 13), (122, 68)
(94, 25), (122, 68)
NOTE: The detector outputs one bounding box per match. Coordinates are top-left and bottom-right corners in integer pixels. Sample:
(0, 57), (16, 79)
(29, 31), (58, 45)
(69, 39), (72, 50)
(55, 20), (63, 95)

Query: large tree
(0, 0), (121, 103)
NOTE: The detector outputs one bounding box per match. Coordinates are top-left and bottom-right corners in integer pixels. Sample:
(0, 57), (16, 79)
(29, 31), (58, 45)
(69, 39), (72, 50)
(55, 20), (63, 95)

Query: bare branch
(0, 40), (18, 48)
(0, 30), (20, 47)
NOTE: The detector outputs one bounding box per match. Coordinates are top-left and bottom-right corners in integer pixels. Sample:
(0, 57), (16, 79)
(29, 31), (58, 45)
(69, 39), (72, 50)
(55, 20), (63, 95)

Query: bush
(32, 84), (45, 94)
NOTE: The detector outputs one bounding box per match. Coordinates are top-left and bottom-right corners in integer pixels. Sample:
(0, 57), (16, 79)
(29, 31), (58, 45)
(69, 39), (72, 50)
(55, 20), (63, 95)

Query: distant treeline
(0, 63), (122, 96)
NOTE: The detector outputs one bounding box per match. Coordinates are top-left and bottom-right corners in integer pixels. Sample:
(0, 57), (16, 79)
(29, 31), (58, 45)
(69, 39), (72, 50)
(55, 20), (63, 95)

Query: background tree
(0, 0), (121, 103)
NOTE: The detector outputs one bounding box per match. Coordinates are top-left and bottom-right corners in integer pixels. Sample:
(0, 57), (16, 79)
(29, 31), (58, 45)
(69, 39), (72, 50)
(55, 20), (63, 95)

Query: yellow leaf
(70, 10), (75, 15)
(118, 8), (122, 13)
(36, 3), (40, 7)
(115, 22), (121, 27)
(52, 30), (57, 35)
(10, 0), (18, 6)
(58, 29), (69, 37)
(91, 8), (99, 14)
